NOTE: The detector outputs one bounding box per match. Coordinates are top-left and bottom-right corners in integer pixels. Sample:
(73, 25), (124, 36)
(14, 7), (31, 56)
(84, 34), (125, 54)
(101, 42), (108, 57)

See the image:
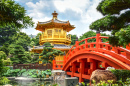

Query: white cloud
(54, 0), (90, 13)
(21, 0), (108, 37)
(53, 0), (103, 37)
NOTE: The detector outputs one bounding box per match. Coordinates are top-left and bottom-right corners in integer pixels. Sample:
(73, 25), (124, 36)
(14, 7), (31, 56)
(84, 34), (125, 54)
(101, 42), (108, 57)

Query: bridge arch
(62, 51), (130, 82)
(53, 32), (130, 82)
(63, 51), (130, 71)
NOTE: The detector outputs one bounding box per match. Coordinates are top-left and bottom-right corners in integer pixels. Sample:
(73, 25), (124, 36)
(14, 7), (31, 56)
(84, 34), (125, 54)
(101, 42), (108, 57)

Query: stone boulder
(51, 70), (66, 81)
(90, 69), (117, 84)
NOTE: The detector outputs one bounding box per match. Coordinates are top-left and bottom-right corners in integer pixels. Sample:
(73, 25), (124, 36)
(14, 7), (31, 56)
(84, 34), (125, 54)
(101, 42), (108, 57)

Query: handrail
(64, 35), (130, 65)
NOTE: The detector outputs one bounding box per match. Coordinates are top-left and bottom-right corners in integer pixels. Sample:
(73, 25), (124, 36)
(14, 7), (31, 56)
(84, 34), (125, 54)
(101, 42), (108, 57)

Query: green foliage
(2, 58), (12, 66)
(111, 69), (130, 82)
(24, 51), (32, 61)
(0, 58), (4, 77)
(0, 24), (19, 46)
(90, 0), (130, 46)
(0, 51), (11, 66)
(0, 0), (34, 28)
(109, 26), (130, 46)
(78, 31), (109, 45)
(0, 57), (9, 77)
(89, 15), (118, 31)
(97, 0), (130, 15)
(0, 77), (10, 85)
(40, 42), (64, 63)
(79, 31), (96, 43)
(11, 32), (31, 51)
(10, 45), (31, 64)
(31, 53), (39, 64)
(70, 34), (77, 45)
(30, 33), (41, 46)
(30, 41), (35, 47)
(3, 69), (52, 78)
(0, 51), (7, 59)
(0, 43), (9, 55)
(80, 70), (130, 86)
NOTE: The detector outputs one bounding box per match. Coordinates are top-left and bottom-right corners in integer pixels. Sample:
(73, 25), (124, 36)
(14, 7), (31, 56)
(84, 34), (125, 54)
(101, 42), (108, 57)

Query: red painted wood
(53, 33), (130, 82)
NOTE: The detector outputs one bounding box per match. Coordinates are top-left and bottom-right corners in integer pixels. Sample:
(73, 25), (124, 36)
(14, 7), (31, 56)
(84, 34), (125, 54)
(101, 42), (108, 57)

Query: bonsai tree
(40, 42), (64, 63)
(89, 0), (130, 46)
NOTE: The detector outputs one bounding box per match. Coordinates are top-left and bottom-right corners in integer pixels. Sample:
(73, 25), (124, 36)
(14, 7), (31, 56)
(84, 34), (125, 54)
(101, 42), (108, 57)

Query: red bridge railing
(63, 33), (130, 66)
(53, 33), (130, 70)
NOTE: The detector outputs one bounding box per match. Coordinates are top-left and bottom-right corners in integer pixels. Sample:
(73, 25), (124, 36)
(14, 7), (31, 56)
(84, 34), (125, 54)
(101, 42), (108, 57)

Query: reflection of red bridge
(53, 32), (130, 82)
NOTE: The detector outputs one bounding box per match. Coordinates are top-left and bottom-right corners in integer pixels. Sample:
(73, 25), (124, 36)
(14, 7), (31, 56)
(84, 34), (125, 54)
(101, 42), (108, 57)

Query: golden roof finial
(52, 11), (58, 19)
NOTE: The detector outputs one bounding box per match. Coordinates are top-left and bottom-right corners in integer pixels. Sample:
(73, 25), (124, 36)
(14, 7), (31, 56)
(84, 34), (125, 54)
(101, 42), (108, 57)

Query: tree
(40, 42), (64, 63)
(24, 51), (32, 61)
(31, 33), (41, 46)
(0, 0), (34, 28)
(78, 31), (109, 45)
(0, 58), (5, 77)
(30, 41), (35, 48)
(70, 34), (77, 45)
(11, 32), (31, 51)
(31, 53), (39, 64)
(0, 24), (19, 46)
(89, 0), (130, 46)
(10, 45), (30, 64)
(0, 43), (9, 55)
(0, 51), (7, 60)
(79, 31), (96, 42)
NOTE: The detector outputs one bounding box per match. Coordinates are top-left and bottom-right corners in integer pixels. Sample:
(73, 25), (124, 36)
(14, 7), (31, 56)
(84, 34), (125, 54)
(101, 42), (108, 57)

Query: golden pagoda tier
(35, 11), (75, 45)
(31, 11), (75, 65)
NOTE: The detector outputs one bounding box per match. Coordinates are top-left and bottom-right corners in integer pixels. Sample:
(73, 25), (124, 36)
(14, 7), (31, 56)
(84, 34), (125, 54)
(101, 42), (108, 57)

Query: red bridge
(53, 32), (130, 82)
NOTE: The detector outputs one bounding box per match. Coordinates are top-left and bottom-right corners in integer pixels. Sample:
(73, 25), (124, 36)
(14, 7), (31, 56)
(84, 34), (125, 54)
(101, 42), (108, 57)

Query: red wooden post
(53, 59), (56, 69)
(96, 31), (101, 51)
(63, 56), (66, 66)
(87, 58), (96, 74)
(71, 63), (76, 77)
(78, 59), (85, 83)
(126, 44), (130, 50)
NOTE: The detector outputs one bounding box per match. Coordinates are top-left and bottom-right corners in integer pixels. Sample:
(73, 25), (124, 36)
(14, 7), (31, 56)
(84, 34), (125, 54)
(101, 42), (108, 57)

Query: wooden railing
(63, 33), (130, 66)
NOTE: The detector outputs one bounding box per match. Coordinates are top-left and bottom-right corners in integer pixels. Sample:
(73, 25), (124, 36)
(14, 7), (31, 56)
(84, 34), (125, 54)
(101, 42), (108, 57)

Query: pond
(7, 80), (65, 86)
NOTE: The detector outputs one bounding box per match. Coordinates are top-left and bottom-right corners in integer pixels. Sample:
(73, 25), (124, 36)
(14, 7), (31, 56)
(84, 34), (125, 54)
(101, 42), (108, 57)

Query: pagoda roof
(39, 19), (68, 24)
(33, 44), (71, 49)
(35, 11), (75, 32)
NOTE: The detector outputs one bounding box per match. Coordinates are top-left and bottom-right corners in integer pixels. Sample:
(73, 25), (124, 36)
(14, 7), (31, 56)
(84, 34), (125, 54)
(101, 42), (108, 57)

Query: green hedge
(3, 69), (51, 78)
(110, 69), (130, 82)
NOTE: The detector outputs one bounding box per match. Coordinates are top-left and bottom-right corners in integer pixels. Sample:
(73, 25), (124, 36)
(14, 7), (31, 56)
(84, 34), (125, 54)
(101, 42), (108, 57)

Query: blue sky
(14, 0), (105, 37)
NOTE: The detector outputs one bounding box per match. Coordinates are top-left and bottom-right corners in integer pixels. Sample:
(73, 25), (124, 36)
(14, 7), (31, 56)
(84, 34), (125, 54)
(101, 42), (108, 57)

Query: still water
(8, 80), (65, 86)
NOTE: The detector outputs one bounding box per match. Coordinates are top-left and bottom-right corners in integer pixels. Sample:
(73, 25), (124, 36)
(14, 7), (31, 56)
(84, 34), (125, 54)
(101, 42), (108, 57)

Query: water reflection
(9, 80), (65, 86)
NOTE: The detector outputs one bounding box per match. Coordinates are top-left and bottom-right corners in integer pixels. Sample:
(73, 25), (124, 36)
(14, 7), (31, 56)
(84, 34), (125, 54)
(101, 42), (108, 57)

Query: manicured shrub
(110, 69), (130, 82)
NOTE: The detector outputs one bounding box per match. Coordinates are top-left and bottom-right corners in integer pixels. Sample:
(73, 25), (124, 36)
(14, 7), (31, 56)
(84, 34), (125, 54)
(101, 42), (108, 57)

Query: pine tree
(40, 42), (64, 63)
(10, 45), (30, 64)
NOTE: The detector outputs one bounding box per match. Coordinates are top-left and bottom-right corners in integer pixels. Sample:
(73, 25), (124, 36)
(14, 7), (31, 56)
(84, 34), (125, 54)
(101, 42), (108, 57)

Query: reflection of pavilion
(31, 11), (75, 64)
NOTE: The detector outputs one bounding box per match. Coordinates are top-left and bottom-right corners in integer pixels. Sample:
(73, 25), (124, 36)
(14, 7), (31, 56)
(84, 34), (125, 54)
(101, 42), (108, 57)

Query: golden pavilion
(31, 11), (75, 64)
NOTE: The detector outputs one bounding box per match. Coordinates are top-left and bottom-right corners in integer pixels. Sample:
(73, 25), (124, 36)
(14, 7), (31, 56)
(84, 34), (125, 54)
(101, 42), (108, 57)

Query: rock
(51, 70), (66, 81)
(65, 77), (78, 86)
(90, 69), (117, 84)
(106, 67), (115, 70)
